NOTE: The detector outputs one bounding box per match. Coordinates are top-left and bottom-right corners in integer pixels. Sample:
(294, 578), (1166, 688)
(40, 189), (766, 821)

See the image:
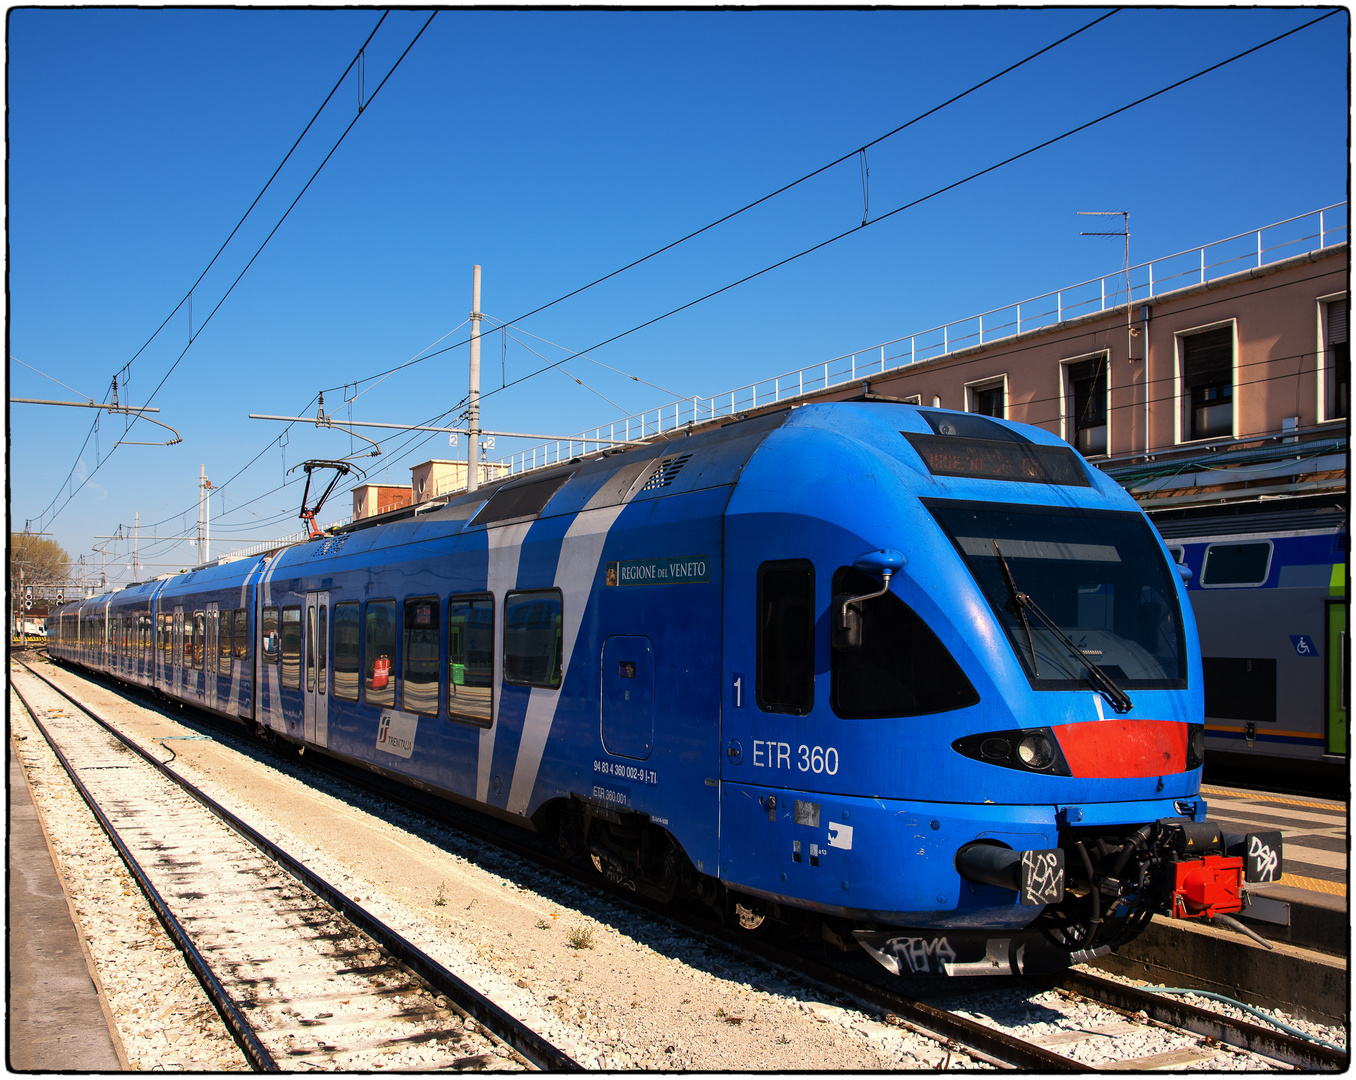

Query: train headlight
(979, 737), (1012, 761)
(951, 727), (1071, 776)
(1186, 723), (1206, 770)
(1017, 733), (1056, 770)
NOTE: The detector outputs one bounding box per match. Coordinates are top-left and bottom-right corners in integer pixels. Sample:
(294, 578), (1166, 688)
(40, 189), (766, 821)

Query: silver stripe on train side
(477, 521), (534, 804)
(506, 504), (628, 817)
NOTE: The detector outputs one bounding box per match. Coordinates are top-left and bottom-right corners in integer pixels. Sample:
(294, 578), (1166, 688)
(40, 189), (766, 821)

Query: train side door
(1327, 597), (1348, 755)
(173, 607), (185, 696)
(304, 591), (330, 747)
(205, 603), (219, 711)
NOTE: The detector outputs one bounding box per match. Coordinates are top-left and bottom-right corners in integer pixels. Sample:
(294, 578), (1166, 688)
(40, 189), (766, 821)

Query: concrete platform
(1200, 783), (1348, 957)
(8, 732), (126, 1070)
(1096, 912), (1347, 1026)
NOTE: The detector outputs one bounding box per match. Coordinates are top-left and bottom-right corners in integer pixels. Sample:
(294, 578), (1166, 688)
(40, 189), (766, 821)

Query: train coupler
(1162, 823), (1283, 922)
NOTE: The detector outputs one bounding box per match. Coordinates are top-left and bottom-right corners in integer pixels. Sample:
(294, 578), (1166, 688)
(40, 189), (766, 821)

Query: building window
(1180, 325), (1234, 441)
(1064, 355), (1108, 456)
(966, 377), (1006, 418)
(1323, 298), (1348, 421)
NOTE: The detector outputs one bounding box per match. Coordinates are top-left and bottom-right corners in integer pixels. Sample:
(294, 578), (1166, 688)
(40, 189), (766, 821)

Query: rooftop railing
(211, 204), (1349, 561)
(492, 203), (1348, 477)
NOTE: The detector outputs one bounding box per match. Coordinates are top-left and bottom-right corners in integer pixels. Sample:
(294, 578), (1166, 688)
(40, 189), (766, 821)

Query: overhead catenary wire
(96, 248), (1348, 581)
(466, 9), (1340, 412)
(23, 10), (1186, 549)
(322, 10), (1122, 402)
(31, 14), (392, 527)
(68, 10), (1338, 577)
(33, 12), (437, 534)
(98, 341), (1343, 588)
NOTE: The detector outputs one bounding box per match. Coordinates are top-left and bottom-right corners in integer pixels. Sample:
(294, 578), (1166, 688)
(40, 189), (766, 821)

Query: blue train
(48, 403), (1281, 975)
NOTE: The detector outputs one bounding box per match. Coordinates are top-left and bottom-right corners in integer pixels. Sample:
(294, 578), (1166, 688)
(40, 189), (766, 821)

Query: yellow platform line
(1201, 785), (1346, 812)
(1275, 873), (1346, 897)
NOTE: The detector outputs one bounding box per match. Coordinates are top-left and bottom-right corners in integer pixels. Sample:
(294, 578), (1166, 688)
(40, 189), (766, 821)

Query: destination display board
(903, 433), (1090, 487)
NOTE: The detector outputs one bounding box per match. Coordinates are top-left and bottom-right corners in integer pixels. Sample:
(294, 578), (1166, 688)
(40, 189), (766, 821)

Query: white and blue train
(48, 403), (1282, 975)
(1152, 501), (1348, 780)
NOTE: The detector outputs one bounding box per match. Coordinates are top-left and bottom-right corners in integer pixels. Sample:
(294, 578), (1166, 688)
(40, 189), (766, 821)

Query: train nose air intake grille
(641, 454), (692, 491)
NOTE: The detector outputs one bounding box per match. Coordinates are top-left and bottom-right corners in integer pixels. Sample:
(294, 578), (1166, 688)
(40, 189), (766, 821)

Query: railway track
(16, 656), (1347, 1071)
(9, 662), (580, 1072)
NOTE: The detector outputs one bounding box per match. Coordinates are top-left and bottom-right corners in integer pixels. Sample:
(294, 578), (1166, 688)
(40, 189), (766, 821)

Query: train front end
(718, 403), (1281, 975)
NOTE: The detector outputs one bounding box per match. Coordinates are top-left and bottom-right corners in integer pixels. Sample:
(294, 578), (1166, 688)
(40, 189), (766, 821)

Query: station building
(797, 214), (1347, 514)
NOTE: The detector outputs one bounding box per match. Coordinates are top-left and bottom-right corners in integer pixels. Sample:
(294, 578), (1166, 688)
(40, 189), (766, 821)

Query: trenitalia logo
(375, 711), (417, 759)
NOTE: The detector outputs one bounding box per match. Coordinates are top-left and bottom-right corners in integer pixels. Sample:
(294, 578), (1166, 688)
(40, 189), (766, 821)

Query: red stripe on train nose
(1050, 719), (1188, 778)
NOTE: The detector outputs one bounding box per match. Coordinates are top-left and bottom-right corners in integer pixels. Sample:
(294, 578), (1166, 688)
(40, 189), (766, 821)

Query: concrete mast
(467, 265), (483, 493)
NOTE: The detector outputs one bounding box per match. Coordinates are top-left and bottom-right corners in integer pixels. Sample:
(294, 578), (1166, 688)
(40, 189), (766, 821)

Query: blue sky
(8, 6), (1348, 587)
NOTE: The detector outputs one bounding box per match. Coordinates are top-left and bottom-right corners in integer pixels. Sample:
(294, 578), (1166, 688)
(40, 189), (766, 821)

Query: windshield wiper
(992, 541), (1134, 714)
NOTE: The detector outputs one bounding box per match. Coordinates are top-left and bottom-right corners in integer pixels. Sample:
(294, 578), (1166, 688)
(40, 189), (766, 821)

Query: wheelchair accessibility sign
(1290, 635), (1319, 657)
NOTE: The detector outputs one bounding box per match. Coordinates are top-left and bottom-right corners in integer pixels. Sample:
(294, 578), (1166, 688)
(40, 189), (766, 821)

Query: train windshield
(927, 501), (1187, 691)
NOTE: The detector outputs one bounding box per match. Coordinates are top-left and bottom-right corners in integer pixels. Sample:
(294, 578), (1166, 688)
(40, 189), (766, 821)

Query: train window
(233, 609), (248, 660)
(333, 602), (361, 701)
(317, 606), (327, 694)
(503, 590), (563, 688)
(756, 560), (814, 715)
(448, 595), (494, 725)
(261, 606), (280, 665)
(1200, 542), (1273, 588)
(402, 597), (441, 716)
(281, 607), (302, 690)
(830, 567), (980, 719)
(174, 610), (184, 668)
(1168, 546), (1186, 564)
(192, 612), (206, 670)
(306, 605), (316, 694)
(219, 610), (233, 670)
(364, 600), (397, 707)
(928, 500), (1187, 690)
(469, 474), (573, 527)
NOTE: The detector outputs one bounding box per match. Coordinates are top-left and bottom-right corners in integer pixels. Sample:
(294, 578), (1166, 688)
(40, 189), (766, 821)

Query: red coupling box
(1171, 854), (1244, 919)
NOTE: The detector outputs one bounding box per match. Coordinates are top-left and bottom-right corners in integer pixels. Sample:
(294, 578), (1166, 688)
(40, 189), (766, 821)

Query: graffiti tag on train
(889, 937), (958, 975)
(1248, 834), (1280, 882)
(1020, 849), (1065, 905)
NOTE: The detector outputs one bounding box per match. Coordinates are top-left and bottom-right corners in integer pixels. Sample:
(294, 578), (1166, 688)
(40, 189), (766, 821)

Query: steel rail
(34, 657), (1337, 1072)
(10, 679), (280, 1072)
(1059, 970), (1348, 1071)
(13, 659), (583, 1072)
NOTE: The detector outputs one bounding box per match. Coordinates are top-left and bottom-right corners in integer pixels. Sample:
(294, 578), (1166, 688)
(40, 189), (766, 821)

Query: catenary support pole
(467, 265), (483, 493)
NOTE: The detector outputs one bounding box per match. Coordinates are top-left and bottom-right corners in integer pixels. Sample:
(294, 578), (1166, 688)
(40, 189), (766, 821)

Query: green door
(1326, 559), (1347, 755)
